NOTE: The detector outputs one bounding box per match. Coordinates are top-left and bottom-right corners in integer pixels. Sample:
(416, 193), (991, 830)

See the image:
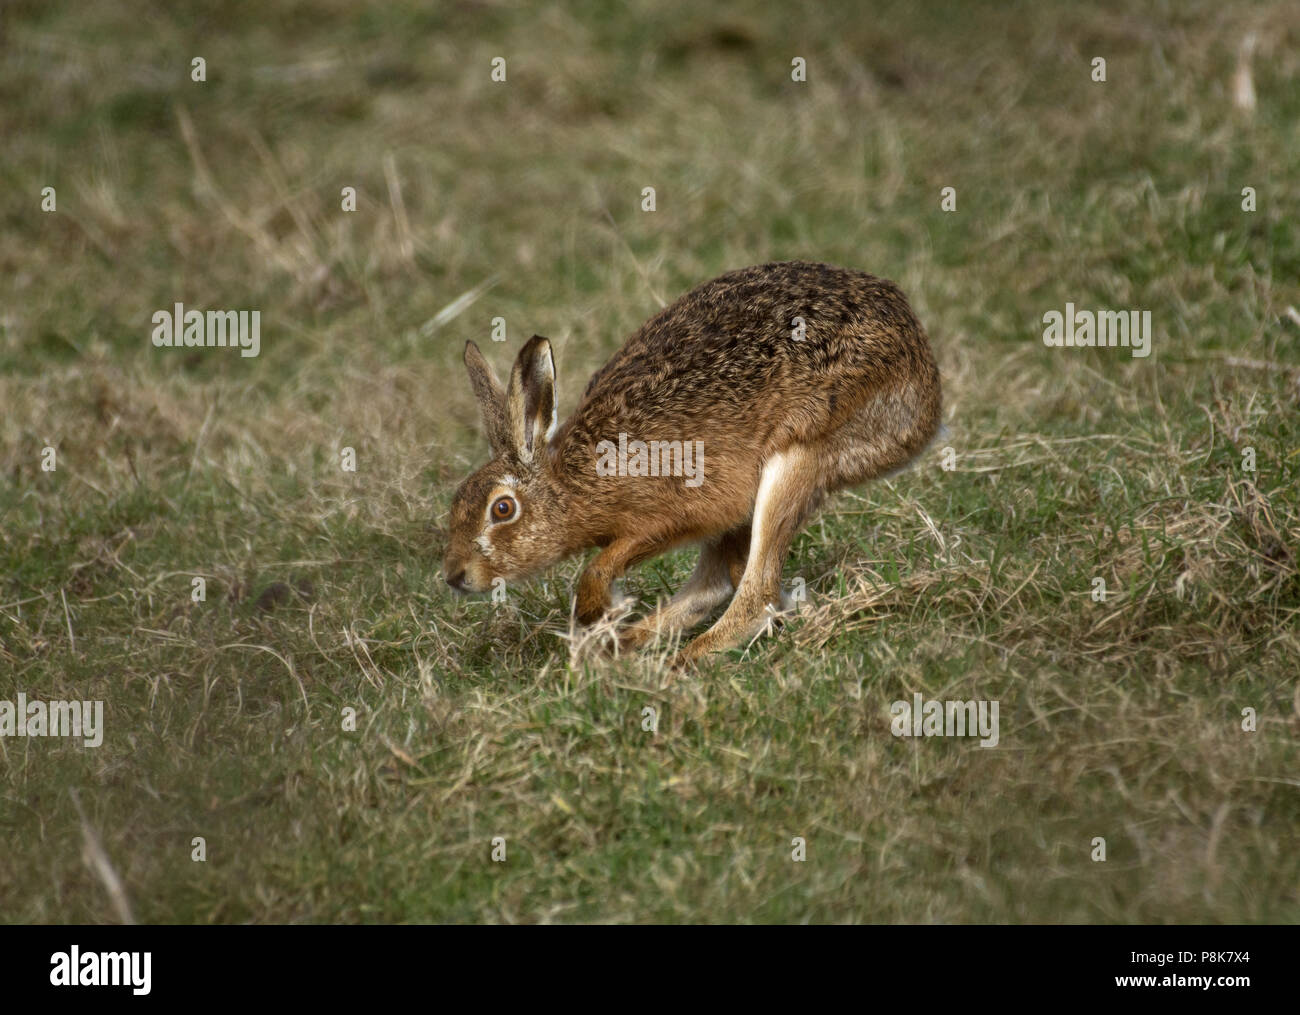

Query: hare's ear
(506, 335), (557, 466)
(464, 341), (510, 457)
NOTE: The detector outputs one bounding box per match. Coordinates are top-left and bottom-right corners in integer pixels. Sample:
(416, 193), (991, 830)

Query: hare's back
(574, 262), (929, 429)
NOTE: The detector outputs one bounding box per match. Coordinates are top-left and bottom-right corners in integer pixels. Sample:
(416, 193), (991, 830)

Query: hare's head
(443, 336), (572, 593)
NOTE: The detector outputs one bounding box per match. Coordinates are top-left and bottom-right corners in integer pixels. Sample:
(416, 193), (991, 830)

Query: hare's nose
(446, 568), (467, 591)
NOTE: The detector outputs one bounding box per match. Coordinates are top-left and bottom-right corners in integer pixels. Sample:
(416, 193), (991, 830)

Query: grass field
(1, 0), (1298, 923)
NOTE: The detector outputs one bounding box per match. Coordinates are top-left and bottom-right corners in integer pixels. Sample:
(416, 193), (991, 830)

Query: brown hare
(443, 261), (942, 664)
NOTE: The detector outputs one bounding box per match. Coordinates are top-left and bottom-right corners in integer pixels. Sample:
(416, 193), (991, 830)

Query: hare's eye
(490, 496), (517, 522)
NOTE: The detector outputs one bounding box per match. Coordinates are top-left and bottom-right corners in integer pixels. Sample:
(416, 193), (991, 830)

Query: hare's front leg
(618, 526), (749, 652)
(574, 536), (662, 626)
(675, 448), (820, 665)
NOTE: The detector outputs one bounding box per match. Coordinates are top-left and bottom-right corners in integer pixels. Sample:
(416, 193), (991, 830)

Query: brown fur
(443, 261), (942, 663)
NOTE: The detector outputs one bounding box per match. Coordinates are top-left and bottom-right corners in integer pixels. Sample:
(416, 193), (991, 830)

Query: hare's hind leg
(675, 448), (820, 665)
(821, 383), (942, 489)
(619, 526), (749, 652)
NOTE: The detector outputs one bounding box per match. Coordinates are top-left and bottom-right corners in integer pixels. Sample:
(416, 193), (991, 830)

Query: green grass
(1, 0), (1298, 923)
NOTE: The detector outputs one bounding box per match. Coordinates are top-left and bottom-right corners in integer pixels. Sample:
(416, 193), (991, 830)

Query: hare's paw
(617, 619), (683, 655)
(574, 591), (610, 627)
(575, 582), (634, 628)
(671, 594), (792, 668)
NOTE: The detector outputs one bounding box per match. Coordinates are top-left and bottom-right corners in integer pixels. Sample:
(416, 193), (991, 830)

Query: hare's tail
(875, 421), (949, 480)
